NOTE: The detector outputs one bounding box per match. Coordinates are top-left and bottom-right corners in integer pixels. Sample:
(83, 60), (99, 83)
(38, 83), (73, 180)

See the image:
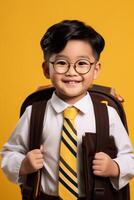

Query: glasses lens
(54, 60), (68, 73)
(76, 59), (91, 74)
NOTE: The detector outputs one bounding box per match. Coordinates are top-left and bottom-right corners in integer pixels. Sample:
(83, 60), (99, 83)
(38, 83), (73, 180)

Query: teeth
(66, 81), (79, 84)
(64, 80), (80, 82)
(69, 81), (76, 83)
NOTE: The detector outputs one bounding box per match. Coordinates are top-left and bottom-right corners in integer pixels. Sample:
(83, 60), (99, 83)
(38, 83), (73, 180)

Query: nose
(65, 63), (78, 76)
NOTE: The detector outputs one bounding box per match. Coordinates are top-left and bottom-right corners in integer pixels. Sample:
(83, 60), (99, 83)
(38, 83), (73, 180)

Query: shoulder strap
(90, 93), (109, 152)
(90, 93), (130, 200)
(21, 100), (47, 200)
(29, 100), (47, 150)
(90, 93), (109, 199)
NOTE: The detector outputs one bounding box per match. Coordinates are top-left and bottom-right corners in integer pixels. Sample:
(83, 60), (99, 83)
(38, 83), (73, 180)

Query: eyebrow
(54, 54), (95, 61)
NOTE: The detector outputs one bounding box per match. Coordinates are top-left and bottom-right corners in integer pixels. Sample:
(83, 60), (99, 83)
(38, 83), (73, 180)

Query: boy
(1, 20), (134, 200)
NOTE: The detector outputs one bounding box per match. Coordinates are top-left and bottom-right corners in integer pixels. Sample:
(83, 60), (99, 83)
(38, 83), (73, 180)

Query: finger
(32, 149), (43, 154)
(34, 154), (44, 159)
(40, 145), (44, 153)
(92, 159), (102, 165)
(36, 159), (44, 165)
(92, 165), (101, 170)
(94, 152), (106, 160)
(36, 163), (44, 169)
(93, 170), (103, 176)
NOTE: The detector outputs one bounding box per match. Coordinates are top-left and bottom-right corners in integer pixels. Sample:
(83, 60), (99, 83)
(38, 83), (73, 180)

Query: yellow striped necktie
(59, 107), (79, 200)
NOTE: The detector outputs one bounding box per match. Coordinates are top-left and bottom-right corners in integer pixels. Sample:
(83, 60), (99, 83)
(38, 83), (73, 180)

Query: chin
(62, 91), (86, 101)
(63, 90), (81, 97)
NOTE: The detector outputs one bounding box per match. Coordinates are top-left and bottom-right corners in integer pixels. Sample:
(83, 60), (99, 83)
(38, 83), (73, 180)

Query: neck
(55, 92), (87, 104)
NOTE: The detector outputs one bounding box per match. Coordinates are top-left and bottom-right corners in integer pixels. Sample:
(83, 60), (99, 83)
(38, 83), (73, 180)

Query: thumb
(40, 145), (44, 153)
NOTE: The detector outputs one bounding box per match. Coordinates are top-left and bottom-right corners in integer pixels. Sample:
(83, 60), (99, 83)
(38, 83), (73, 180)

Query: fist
(20, 148), (44, 175)
(92, 152), (119, 177)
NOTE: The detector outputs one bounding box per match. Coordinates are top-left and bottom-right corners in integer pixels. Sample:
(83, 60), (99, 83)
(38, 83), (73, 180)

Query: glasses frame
(49, 59), (95, 75)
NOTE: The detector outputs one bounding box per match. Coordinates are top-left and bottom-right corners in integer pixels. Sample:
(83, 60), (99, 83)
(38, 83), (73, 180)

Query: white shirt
(1, 92), (134, 197)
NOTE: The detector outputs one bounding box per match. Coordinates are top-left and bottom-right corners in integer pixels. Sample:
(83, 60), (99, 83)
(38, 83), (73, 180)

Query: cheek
(84, 73), (95, 83)
(49, 73), (62, 85)
(49, 69), (56, 80)
(87, 68), (98, 81)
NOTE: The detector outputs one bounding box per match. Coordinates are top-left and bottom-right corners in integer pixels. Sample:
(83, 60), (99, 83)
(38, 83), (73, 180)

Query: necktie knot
(64, 107), (78, 120)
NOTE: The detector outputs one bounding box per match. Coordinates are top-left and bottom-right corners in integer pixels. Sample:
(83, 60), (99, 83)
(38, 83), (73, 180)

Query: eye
(55, 60), (68, 65)
(77, 60), (90, 66)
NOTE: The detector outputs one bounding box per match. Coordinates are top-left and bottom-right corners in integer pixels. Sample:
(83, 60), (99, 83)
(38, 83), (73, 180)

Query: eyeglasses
(49, 59), (95, 75)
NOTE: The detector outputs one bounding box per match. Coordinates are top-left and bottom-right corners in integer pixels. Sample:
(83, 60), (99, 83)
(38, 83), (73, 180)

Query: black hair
(40, 20), (105, 61)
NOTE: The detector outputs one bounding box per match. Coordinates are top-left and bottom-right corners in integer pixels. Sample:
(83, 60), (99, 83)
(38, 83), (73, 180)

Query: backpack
(20, 84), (130, 200)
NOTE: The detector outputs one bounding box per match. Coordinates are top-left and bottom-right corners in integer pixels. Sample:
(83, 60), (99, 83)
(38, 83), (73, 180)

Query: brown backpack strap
(90, 93), (130, 200)
(90, 94), (109, 200)
(21, 100), (47, 200)
(92, 98), (109, 153)
(29, 101), (47, 150)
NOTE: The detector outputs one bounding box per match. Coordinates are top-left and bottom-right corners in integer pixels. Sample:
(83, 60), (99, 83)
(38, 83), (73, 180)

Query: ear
(42, 62), (50, 79)
(93, 62), (101, 80)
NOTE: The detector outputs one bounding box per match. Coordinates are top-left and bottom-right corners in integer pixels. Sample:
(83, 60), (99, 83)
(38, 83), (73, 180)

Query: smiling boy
(1, 20), (134, 200)
(43, 40), (100, 104)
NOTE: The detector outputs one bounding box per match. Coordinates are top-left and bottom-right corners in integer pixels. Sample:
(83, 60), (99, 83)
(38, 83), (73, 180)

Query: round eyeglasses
(49, 59), (95, 75)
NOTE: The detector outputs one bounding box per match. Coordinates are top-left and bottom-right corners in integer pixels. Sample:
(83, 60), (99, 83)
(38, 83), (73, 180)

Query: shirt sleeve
(108, 106), (134, 190)
(1, 106), (32, 184)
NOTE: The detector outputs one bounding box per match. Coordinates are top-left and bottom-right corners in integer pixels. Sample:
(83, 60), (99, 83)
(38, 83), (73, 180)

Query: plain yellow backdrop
(0, 0), (134, 199)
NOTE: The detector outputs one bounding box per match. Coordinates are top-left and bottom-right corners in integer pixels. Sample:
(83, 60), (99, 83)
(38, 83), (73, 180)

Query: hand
(19, 147), (44, 175)
(92, 152), (119, 177)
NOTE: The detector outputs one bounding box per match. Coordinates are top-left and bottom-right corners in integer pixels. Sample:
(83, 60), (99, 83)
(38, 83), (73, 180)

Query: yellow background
(0, 0), (134, 199)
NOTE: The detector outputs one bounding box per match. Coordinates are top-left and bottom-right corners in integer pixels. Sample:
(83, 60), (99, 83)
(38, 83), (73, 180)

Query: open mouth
(63, 80), (82, 84)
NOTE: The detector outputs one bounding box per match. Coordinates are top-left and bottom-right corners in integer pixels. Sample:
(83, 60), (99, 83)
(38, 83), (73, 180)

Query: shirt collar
(50, 91), (92, 114)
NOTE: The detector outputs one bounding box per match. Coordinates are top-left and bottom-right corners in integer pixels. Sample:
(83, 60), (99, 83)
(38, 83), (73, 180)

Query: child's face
(43, 40), (100, 104)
